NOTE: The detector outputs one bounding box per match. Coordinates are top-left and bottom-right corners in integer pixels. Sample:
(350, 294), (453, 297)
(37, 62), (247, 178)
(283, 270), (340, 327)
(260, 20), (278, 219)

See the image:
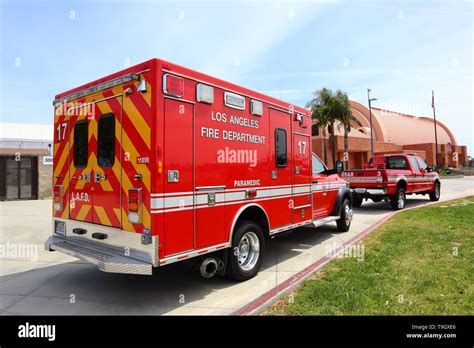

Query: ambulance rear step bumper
(45, 236), (153, 275)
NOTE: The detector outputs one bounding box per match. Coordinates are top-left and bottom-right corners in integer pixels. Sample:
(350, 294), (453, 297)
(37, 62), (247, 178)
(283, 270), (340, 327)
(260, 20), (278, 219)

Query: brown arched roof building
(311, 100), (467, 169)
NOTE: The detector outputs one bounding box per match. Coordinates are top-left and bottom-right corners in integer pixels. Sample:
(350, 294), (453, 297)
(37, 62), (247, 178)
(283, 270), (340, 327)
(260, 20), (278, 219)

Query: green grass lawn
(266, 197), (474, 315)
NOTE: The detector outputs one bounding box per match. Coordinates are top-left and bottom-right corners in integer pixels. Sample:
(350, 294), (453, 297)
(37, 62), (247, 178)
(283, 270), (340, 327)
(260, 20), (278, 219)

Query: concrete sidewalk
(1, 177), (473, 315)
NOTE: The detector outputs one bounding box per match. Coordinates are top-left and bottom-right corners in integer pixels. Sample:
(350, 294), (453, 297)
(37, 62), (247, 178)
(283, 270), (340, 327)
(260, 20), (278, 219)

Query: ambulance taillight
(128, 188), (142, 224)
(54, 185), (63, 211)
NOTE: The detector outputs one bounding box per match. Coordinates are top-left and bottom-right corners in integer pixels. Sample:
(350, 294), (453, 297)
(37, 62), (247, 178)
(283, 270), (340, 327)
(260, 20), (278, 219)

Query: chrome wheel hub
(345, 205), (353, 225)
(237, 232), (260, 271)
(398, 193), (405, 209)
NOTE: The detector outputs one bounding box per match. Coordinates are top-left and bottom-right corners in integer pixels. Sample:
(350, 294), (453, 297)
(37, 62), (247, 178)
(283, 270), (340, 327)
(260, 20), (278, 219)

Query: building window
(351, 116), (363, 127)
(275, 128), (287, 167)
(73, 120), (88, 168)
(98, 114), (115, 168)
(311, 124), (319, 136)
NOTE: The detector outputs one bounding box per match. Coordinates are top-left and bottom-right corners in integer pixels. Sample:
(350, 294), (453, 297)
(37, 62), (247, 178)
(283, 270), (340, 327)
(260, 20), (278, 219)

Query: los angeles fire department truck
(343, 154), (441, 210)
(45, 58), (353, 281)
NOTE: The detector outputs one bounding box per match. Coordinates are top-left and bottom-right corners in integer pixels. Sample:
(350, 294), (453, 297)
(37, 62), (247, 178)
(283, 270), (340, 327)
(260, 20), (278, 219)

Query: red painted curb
(232, 212), (395, 315)
(232, 193), (471, 315)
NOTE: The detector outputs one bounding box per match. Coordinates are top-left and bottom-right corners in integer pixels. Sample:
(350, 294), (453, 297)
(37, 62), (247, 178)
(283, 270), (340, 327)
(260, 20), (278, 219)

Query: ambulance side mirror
(335, 160), (344, 174)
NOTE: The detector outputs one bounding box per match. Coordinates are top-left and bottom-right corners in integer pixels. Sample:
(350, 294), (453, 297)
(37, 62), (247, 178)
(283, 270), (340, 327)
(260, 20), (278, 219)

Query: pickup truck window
(312, 154), (325, 174)
(409, 157), (420, 171)
(417, 158), (428, 170)
(386, 156), (409, 170)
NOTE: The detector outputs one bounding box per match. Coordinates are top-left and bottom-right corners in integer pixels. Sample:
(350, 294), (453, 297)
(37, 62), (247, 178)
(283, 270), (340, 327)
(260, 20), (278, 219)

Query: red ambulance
(45, 58), (353, 281)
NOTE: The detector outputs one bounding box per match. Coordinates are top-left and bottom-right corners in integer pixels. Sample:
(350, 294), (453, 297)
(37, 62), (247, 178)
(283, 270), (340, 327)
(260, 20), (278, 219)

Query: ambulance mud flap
(330, 186), (352, 216)
(45, 236), (153, 275)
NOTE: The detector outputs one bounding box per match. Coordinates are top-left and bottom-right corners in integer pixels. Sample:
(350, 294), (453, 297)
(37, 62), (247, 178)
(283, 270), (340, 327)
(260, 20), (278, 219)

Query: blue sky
(1, 0), (472, 154)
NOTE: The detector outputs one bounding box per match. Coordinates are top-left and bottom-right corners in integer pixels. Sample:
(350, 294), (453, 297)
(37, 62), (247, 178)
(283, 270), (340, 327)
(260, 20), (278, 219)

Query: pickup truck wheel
(352, 197), (363, 208)
(336, 198), (353, 232)
(429, 182), (441, 201)
(390, 187), (406, 210)
(227, 221), (265, 281)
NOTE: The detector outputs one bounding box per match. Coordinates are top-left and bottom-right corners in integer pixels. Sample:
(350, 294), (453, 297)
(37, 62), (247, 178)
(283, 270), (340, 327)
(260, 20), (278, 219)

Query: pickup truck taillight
(128, 188), (142, 224)
(54, 185), (63, 211)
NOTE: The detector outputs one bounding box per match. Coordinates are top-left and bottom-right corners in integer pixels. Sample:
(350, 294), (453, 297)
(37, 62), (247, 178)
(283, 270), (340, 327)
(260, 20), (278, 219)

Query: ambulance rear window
(275, 128), (287, 167)
(73, 120), (88, 168)
(98, 114), (115, 168)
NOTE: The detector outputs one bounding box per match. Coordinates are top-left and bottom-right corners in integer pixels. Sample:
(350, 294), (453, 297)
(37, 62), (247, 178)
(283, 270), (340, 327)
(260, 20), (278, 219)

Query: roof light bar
(53, 73), (140, 106)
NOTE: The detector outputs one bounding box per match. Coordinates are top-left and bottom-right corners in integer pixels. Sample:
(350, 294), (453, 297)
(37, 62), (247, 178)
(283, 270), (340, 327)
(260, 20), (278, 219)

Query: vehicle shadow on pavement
(353, 197), (434, 215)
(262, 224), (341, 270)
(0, 224), (339, 315)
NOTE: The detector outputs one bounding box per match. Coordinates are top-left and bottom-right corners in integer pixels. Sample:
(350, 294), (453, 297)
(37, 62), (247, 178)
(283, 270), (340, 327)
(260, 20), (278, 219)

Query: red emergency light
(163, 74), (184, 97)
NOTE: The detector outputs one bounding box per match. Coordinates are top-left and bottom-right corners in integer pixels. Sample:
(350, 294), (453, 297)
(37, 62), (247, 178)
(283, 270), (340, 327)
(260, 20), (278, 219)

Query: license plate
(355, 188), (367, 194)
(55, 221), (66, 236)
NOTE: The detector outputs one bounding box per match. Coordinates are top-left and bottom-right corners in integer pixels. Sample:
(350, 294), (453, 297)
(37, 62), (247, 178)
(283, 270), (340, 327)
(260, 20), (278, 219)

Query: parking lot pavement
(1, 177), (473, 315)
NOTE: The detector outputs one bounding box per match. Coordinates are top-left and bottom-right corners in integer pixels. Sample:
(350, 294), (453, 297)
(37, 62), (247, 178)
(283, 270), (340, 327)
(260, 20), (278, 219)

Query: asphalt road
(1, 177), (473, 315)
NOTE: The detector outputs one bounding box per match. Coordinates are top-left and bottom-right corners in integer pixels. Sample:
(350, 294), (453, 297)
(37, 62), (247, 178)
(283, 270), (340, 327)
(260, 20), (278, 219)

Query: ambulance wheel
(429, 181), (441, 201)
(352, 197), (363, 208)
(336, 198), (353, 232)
(390, 187), (406, 210)
(227, 221), (265, 281)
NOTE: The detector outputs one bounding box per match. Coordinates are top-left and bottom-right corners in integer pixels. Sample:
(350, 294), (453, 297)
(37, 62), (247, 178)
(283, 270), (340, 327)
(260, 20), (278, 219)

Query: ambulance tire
(336, 198), (352, 232)
(352, 197), (363, 208)
(227, 221), (265, 281)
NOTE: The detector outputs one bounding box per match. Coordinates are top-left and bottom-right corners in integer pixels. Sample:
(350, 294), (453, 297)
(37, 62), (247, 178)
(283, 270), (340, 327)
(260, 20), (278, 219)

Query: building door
(1, 156), (38, 200)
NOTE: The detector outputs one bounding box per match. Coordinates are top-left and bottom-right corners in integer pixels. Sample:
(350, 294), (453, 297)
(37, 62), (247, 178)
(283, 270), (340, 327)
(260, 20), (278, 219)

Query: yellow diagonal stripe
(96, 98), (151, 193)
(76, 204), (91, 220)
(54, 139), (69, 177)
(122, 96), (150, 148)
(94, 206), (112, 226)
(115, 208), (134, 232)
(138, 79), (152, 107)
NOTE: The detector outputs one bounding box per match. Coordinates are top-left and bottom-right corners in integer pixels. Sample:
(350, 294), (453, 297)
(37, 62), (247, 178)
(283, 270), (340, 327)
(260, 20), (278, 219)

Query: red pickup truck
(342, 154), (441, 210)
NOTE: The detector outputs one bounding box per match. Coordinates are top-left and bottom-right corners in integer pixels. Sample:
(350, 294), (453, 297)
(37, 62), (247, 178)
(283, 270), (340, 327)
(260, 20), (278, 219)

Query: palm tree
(306, 88), (333, 165)
(309, 113), (329, 165)
(307, 88), (352, 167)
(334, 90), (353, 170)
